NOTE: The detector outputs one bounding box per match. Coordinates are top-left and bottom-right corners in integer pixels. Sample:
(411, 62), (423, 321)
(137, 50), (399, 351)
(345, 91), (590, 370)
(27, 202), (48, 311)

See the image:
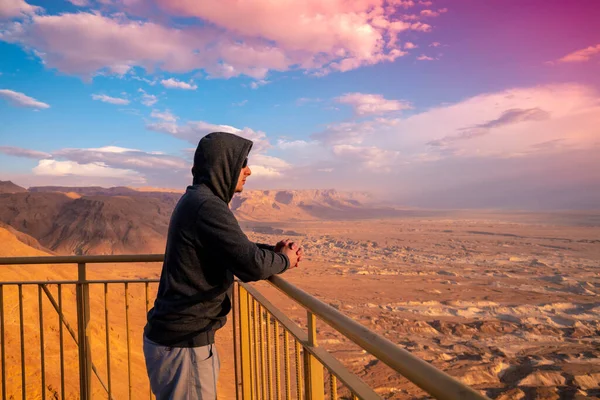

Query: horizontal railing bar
(241, 282), (380, 400)
(267, 275), (488, 400)
(0, 279), (160, 285)
(0, 255), (488, 399)
(0, 254), (164, 265)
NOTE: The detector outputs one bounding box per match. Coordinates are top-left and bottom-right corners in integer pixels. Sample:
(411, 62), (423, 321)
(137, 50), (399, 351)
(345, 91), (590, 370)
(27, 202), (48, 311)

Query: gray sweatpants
(143, 335), (220, 400)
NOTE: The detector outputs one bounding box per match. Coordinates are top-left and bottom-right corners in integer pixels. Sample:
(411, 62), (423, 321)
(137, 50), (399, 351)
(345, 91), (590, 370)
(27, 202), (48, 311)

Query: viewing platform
(0, 255), (489, 399)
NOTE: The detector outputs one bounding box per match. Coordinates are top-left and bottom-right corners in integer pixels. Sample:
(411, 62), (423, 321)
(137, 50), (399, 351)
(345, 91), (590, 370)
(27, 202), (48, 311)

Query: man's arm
(197, 198), (290, 282)
(256, 243), (276, 251)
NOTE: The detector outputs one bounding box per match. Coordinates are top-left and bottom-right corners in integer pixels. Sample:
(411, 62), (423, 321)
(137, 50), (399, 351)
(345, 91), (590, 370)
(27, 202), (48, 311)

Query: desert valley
(0, 180), (598, 399)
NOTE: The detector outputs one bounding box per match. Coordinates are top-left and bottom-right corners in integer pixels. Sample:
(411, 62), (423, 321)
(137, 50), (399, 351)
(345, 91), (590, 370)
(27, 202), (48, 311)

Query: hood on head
(192, 132), (253, 203)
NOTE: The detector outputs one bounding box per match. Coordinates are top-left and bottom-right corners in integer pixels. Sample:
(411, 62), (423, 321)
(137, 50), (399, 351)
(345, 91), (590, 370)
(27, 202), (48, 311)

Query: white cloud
(160, 78), (198, 90)
(91, 93), (130, 105)
(138, 88), (158, 106)
(33, 159), (145, 183)
(147, 120), (272, 153)
(67, 0), (90, 6)
(417, 54), (434, 60)
(0, 0), (41, 19)
(335, 92), (412, 116)
(249, 79), (270, 89)
(150, 109), (178, 122)
(0, 89), (49, 109)
(0, 146), (51, 159)
(248, 154), (291, 177)
(276, 139), (317, 150)
(404, 42), (418, 49)
(556, 44), (600, 63)
(232, 100), (248, 106)
(53, 146), (189, 170)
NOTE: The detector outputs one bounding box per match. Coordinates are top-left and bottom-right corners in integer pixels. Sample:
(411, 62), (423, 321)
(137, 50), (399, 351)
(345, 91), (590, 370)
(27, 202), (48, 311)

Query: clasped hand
(274, 239), (303, 269)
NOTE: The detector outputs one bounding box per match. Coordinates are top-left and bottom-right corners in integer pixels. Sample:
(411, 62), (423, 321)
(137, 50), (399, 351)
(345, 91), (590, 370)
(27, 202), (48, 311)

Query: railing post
(304, 311), (324, 400)
(76, 262), (92, 400)
(238, 285), (253, 400)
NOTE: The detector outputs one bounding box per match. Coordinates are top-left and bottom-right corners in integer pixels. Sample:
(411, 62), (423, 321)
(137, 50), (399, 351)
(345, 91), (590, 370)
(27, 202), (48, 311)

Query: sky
(0, 0), (599, 209)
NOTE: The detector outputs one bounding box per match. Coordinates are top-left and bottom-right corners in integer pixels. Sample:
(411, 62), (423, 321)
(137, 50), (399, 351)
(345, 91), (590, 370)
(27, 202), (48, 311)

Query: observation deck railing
(0, 255), (488, 399)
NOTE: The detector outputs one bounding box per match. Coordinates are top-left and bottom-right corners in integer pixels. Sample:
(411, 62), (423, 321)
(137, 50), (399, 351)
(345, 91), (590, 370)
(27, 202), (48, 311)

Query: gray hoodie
(144, 132), (289, 347)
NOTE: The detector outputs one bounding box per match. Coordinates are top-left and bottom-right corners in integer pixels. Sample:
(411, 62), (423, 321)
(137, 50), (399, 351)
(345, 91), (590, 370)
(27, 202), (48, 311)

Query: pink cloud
(0, 0), (444, 78)
(420, 9), (439, 17)
(91, 93), (129, 105)
(557, 44), (600, 63)
(160, 78), (197, 90)
(417, 54), (434, 61)
(404, 42), (418, 49)
(0, 0), (41, 19)
(336, 92), (412, 116)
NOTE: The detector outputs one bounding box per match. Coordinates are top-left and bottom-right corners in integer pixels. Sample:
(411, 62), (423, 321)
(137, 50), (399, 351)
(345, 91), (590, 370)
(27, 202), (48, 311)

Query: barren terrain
(0, 181), (598, 399)
(243, 214), (600, 399)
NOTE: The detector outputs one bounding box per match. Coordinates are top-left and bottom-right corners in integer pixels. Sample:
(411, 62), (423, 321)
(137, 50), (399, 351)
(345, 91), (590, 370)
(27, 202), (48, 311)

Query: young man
(143, 131), (302, 399)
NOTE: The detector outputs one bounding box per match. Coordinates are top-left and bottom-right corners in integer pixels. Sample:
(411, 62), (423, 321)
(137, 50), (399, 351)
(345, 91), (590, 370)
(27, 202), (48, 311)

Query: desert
(0, 182), (598, 399)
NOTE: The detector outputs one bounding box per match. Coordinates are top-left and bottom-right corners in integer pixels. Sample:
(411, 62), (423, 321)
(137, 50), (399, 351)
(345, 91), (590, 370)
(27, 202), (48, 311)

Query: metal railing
(0, 255), (489, 400)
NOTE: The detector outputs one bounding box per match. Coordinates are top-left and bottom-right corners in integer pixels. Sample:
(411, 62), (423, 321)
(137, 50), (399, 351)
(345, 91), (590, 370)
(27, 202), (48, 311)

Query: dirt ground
(1, 211), (599, 399)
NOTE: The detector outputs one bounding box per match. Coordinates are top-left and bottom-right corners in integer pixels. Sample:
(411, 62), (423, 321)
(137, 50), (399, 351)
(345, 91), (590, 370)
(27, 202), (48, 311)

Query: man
(143, 131), (302, 399)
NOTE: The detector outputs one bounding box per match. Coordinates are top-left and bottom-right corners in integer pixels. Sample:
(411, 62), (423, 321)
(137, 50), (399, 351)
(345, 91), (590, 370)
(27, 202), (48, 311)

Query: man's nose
(246, 167), (252, 176)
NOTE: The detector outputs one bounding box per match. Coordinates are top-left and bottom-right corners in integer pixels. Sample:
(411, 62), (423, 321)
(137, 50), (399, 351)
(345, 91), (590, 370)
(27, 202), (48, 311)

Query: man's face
(235, 158), (252, 193)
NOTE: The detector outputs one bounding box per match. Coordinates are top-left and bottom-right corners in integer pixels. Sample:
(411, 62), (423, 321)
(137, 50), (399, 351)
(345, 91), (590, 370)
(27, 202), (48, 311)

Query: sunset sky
(1, 0), (599, 208)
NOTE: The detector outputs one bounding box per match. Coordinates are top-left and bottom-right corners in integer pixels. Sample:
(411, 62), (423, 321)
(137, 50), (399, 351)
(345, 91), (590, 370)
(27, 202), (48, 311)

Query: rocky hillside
(0, 185), (401, 254)
(0, 180), (27, 193)
(232, 189), (398, 221)
(0, 191), (179, 254)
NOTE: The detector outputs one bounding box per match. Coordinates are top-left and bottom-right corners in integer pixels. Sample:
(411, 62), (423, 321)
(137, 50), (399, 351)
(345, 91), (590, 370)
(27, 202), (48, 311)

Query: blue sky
(1, 0), (599, 208)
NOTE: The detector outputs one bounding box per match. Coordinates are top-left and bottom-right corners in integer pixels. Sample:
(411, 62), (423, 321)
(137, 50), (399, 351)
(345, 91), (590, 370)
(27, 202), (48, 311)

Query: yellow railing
(0, 255), (489, 400)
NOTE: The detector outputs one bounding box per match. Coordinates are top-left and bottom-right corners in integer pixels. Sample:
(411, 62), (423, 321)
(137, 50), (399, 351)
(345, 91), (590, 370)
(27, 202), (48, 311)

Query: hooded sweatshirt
(144, 132), (290, 347)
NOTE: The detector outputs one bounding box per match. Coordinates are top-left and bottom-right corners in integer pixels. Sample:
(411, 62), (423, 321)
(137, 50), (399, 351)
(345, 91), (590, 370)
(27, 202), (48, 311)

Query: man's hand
(276, 239), (303, 269)
(274, 239), (291, 253)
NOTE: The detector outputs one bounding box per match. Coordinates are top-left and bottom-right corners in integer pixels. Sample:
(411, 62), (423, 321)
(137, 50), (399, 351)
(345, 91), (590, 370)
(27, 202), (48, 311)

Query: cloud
(276, 139), (317, 150)
(332, 144), (400, 171)
(0, 89), (50, 109)
(416, 54), (434, 61)
(556, 44), (600, 63)
(429, 41), (441, 47)
(248, 154), (291, 177)
(249, 79), (270, 89)
(335, 92), (412, 116)
(67, 0), (90, 6)
(428, 108), (551, 146)
(91, 93), (130, 105)
(160, 78), (198, 90)
(0, 146), (51, 159)
(404, 42), (417, 49)
(52, 146), (189, 171)
(32, 159), (146, 183)
(232, 100), (248, 106)
(420, 9), (439, 17)
(150, 109), (177, 122)
(0, 2), (440, 78)
(0, 0), (41, 19)
(296, 97), (323, 106)
(147, 120), (272, 153)
(138, 88), (158, 106)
